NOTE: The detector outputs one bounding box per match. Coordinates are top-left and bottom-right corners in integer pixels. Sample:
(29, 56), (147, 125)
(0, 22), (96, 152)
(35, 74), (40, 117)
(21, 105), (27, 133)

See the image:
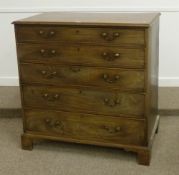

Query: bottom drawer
(24, 109), (146, 146)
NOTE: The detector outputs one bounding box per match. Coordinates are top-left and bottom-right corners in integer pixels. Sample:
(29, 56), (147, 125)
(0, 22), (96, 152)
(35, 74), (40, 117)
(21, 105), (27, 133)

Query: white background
(0, 1), (178, 9)
(0, 1), (179, 86)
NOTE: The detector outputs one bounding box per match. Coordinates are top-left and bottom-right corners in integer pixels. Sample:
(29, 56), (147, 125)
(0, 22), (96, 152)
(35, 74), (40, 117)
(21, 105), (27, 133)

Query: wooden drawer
(24, 109), (146, 146)
(22, 85), (145, 117)
(15, 25), (145, 45)
(17, 44), (145, 68)
(20, 64), (144, 91)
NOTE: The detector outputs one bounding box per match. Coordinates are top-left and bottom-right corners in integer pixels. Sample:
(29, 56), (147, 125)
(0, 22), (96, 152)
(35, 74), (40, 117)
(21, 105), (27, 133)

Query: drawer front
(17, 44), (145, 68)
(23, 86), (145, 117)
(15, 25), (145, 45)
(24, 109), (146, 146)
(20, 64), (144, 91)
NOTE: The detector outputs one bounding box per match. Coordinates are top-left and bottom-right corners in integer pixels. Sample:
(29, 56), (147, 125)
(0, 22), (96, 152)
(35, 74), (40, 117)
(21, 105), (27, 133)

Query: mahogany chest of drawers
(13, 12), (160, 165)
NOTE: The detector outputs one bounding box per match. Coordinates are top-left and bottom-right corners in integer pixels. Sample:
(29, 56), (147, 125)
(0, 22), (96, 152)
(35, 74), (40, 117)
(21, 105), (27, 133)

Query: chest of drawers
(13, 12), (160, 165)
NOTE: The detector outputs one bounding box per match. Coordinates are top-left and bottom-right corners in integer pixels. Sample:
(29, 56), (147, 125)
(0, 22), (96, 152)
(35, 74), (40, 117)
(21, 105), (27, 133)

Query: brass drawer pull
(45, 118), (50, 123)
(54, 94), (60, 99)
(114, 53), (120, 57)
(103, 74), (120, 83)
(41, 70), (47, 75)
(54, 120), (64, 128)
(51, 50), (56, 54)
(113, 32), (120, 37)
(104, 98), (121, 107)
(101, 32), (120, 41)
(102, 52), (120, 61)
(42, 93), (60, 101)
(38, 30), (56, 38)
(101, 32), (108, 37)
(49, 31), (55, 36)
(40, 49), (45, 54)
(39, 30), (44, 35)
(40, 70), (57, 79)
(44, 118), (64, 129)
(44, 118), (54, 127)
(103, 125), (121, 133)
(40, 49), (57, 57)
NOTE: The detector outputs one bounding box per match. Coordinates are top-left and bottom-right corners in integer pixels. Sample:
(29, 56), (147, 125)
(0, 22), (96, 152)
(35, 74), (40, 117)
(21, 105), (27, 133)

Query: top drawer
(15, 25), (145, 46)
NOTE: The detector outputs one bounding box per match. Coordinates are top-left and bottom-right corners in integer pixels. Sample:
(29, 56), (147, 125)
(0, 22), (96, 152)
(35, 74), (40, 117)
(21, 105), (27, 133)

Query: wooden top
(13, 12), (160, 27)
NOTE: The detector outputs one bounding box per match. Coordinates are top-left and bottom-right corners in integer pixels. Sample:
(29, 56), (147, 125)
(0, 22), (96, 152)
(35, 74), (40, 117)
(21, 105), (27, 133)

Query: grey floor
(0, 87), (179, 175)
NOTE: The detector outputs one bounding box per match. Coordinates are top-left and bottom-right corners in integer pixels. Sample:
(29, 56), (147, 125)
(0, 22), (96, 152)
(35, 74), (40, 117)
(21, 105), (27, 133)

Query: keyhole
(76, 30), (79, 34)
(77, 47), (80, 52)
(79, 90), (82, 94)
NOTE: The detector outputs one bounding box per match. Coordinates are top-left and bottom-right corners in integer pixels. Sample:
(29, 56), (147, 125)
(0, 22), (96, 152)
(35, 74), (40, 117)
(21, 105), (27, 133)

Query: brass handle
(102, 52), (120, 61)
(54, 120), (64, 128)
(42, 93), (60, 101)
(101, 32), (108, 37)
(43, 93), (49, 98)
(104, 98), (121, 107)
(114, 53), (120, 57)
(103, 125), (121, 133)
(41, 70), (47, 75)
(44, 118), (54, 127)
(103, 74), (120, 83)
(39, 30), (44, 35)
(54, 120), (64, 133)
(49, 31), (55, 36)
(40, 49), (56, 57)
(54, 121), (61, 126)
(44, 119), (64, 129)
(40, 49), (45, 54)
(40, 70), (57, 79)
(115, 126), (121, 132)
(45, 118), (50, 123)
(38, 30), (56, 38)
(53, 94), (60, 99)
(101, 32), (120, 41)
(113, 32), (120, 37)
(102, 52), (108, 57)
(51, 50), (56, 54)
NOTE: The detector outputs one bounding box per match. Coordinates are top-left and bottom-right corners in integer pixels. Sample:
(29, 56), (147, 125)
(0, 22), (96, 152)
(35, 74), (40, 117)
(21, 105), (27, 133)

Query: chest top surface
(13, 12), (160, 27)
